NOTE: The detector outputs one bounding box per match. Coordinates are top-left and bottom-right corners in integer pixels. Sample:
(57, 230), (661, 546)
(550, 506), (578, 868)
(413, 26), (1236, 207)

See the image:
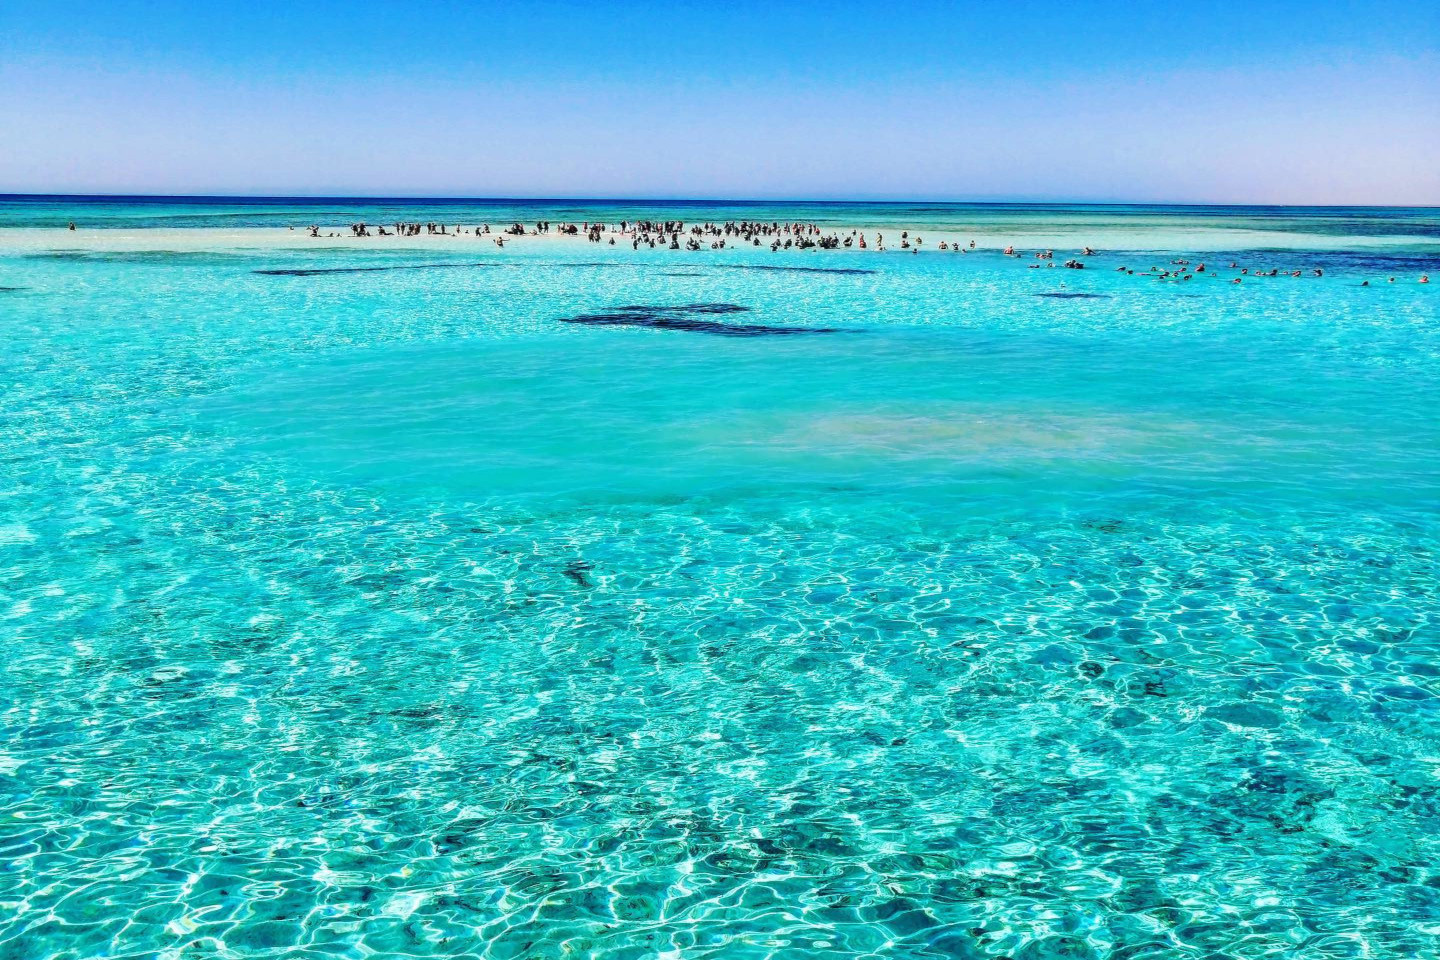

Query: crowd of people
(305, 219), (970, 252)
(282, 219), (1429, 284)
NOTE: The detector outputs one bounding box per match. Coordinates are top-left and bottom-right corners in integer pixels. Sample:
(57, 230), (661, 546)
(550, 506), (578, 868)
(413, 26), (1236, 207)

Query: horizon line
(2, 192), (1437, 211)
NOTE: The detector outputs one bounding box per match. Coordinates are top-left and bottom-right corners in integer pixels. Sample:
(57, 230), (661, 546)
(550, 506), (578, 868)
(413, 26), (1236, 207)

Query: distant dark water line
(4, 193), (1438, 212)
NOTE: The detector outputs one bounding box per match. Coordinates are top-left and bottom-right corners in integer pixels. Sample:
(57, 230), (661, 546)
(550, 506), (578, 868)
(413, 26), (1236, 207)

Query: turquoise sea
(2, 197), (1439, 959)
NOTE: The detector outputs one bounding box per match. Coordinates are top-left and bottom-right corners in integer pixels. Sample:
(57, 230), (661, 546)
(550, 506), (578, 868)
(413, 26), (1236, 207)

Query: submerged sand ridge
(3, 211), (1436, 260)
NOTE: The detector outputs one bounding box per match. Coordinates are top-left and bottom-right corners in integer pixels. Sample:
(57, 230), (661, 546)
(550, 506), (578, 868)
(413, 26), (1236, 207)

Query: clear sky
(2, 1), (1437, 204)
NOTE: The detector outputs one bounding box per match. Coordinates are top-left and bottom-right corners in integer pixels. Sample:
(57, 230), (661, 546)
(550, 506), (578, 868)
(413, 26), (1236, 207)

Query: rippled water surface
(2, 200), (1439, 959)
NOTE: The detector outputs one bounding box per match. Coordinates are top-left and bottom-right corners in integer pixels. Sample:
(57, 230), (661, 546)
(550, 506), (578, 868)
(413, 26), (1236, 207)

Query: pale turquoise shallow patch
(1, 201), (1439, 959)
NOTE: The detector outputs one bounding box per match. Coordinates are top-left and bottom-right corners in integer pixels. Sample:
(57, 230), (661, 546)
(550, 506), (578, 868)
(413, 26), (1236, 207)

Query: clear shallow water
(2, 200), (1439, 959)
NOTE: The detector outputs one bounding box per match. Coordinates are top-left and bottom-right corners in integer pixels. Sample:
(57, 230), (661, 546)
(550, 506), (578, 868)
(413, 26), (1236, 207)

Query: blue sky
(2, 1), (1437, 203)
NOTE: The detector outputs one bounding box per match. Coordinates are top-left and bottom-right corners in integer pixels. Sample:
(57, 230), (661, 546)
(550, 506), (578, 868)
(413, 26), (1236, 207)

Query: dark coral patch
(559, 303), (840, 337)
(727, 264), (876, 276)
(25, 250), (253, 265)
(611, 303), (750, 315)
(254, 262), (495, 276)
